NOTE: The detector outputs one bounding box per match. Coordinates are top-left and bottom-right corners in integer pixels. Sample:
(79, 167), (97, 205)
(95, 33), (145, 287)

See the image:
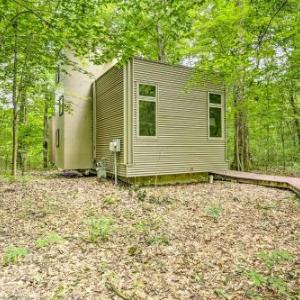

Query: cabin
(50, 57), (228, 184)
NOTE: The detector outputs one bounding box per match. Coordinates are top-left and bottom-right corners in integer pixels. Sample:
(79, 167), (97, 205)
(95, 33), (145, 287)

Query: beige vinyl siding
(95, 66), (126, 176)
(127, 58), (228, 177)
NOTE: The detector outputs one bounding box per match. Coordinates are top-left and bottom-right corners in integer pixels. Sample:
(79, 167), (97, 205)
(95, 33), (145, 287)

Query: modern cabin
(51, 57), (228, 183)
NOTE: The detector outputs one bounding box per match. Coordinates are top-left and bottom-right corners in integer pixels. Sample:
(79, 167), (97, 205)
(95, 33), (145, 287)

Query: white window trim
(137, 82), (158, 139)
(208, 92), (224, 140)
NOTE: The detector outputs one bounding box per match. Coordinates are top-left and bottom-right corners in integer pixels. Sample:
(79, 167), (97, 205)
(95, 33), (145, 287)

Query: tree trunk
(289, 91), (300, 147)
(232, 85), (251, 171)
(156, 23), (166, 63)
(11, 20), (18, 178)
(280, 121), (286, 171)
(43, 94), (49, 169)
(17, 89), (27, 174)
(266, 95), (270, 171)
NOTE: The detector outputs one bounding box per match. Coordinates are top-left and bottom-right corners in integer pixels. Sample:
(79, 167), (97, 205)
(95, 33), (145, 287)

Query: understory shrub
(85, 217), (115, 242)
(36, 232), (64, 248)
(3, 246), (29, 266)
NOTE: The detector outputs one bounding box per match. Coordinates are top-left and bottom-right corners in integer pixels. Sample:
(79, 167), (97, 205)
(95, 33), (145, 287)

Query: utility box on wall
(109, 139), (121, 152)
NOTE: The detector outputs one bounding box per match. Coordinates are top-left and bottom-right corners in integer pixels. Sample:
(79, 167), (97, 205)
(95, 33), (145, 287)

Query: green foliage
(246, 271), (289, 296)
(189, 0), (300, 171)
(3, 246), (29, 266)
(85, 217), (115, 242)
(36, 232), (64, 248)
(192, 272), (204, 284)
(0, 174), (33, 183)
(204, 206), (222, 220)
(256, 203), (277, 210)
(133, 218), (161, 234)
(136, 189), (147, 202)
(244, 250), (296, 298)
(147, 235), (169, 246)
(268, 276), (287, 294)
(0, 0), (299, 174)
(245, 270), (267, 286)
(50, 284), (65, 300)
(0, 0), (114, 173)
(128, 245), (142, 256)
(103, 195), (119, 205)
(148, 194), (174, 205)
(213, 289), (228, 299)
(257, 250), (293, 270)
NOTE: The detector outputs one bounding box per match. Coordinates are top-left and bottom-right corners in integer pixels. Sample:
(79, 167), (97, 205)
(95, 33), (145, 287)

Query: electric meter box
(109, 139), (121, 152)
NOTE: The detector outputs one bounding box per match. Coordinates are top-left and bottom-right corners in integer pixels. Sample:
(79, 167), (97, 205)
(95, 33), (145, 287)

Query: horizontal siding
(95, 66), (125, 176)
(127, 58), (228, 177)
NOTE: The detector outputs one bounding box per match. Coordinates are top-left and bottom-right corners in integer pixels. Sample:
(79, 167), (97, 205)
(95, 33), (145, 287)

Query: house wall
(126, 58), (228, 177)
(55, 52), (114, 170)
(94, 66), (126, 176)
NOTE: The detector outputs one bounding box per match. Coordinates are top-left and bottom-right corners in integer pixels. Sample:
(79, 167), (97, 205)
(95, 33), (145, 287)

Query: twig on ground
(105, 281), (132, 300)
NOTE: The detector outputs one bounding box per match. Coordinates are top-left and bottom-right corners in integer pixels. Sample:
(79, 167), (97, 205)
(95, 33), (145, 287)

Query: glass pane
(209, 107), (222, 137)
(59, 96), (64, 116)
(139, 100), (156, 136)
(56, 129), (60, 147)
(139, 84), (156, 97)
(209, 93), (221, 104)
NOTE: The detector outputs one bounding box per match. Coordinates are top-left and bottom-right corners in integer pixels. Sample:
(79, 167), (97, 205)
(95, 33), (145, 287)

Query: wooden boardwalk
(212, 170), (300, 197)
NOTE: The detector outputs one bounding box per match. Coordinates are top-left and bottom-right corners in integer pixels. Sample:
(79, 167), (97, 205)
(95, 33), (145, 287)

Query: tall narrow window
(138, 83), (157, 137)
(58, 95), (64, 116)
(56, 65), (61, 84)
(56, 129), (60, 148)
(209, 93), (222, 138)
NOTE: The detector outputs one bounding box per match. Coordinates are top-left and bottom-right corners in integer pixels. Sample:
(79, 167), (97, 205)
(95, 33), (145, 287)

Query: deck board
(212, 170), (300, 197)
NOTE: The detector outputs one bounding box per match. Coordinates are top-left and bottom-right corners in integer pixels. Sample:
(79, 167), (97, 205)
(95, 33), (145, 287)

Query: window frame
(137, 82), (158, 138)
(58, 95), (64, 116)
(208, 92), (224, 140)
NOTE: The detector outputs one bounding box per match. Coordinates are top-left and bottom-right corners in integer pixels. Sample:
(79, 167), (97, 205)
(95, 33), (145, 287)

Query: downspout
(92, 81), (97, 166)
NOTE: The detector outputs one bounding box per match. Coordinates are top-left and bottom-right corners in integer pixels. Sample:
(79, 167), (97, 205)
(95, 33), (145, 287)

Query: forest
(1, 2), (300, 298)
(0, 0), (299, 176)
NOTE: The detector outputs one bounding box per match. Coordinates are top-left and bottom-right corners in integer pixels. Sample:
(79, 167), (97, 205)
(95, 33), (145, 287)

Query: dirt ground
(0, 173), (299, 300)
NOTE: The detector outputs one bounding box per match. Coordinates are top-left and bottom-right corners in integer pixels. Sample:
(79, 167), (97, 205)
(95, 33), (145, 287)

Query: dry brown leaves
(0, 173), (299, 299)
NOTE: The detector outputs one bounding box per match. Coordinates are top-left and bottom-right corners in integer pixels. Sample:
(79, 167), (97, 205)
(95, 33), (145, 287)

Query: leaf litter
(0, 172), (299, 299)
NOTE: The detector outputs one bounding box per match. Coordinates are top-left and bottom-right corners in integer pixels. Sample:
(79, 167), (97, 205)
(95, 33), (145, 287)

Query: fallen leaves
(0, 173), (299, 299)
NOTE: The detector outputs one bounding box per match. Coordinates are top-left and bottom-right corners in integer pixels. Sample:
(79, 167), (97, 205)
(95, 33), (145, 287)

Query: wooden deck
(212, 170), (300, 197)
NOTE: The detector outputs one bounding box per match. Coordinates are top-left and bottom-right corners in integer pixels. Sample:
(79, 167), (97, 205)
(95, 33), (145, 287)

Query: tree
(0, 0), (111, 176)
(187, 0), (300, 171)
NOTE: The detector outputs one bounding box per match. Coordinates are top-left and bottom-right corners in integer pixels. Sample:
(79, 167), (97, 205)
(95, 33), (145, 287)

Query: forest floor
(0, 172), (299, 300)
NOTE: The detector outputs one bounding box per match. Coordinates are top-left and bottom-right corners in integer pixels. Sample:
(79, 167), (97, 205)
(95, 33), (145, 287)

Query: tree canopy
(0, 0), (299, 175)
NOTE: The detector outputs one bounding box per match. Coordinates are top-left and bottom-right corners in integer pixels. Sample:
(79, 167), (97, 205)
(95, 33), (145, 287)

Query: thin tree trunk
(156, 23), (166, 63)
(11, 20), (18, 178)
(289, 91), (300, 147)
(266, 95), (270, 171)
(233, 94), (241, 170)
(18, 89), (27, 174)
(43, 94), (49, 168)
(280, 121), (286, 171)
(232, 84), (250, 171)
